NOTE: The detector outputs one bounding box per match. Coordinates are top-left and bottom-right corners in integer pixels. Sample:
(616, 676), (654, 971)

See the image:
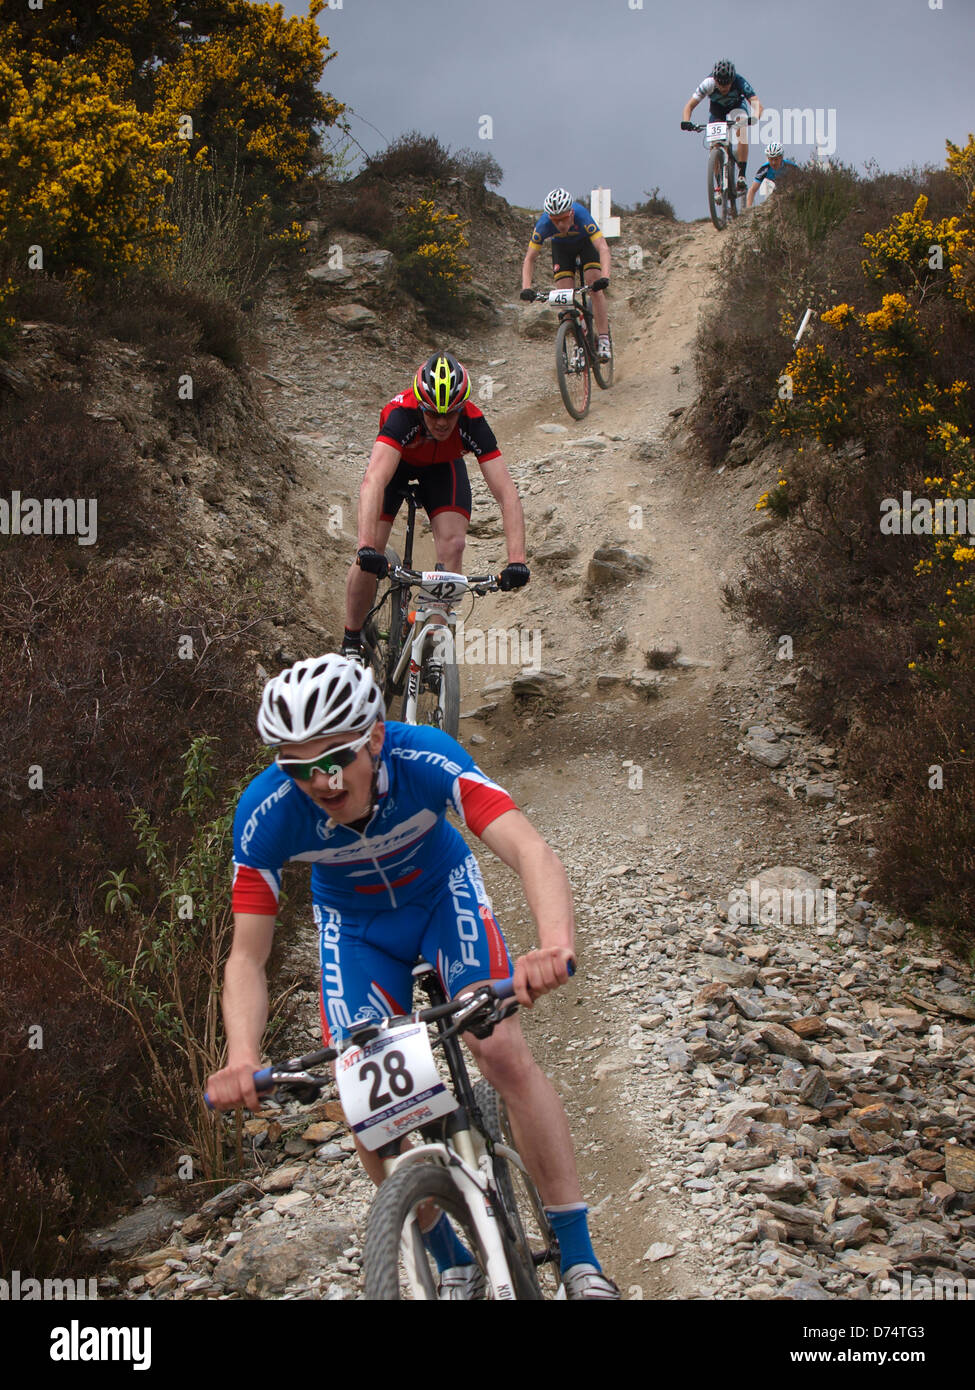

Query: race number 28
(360, 1050), (414, 1110)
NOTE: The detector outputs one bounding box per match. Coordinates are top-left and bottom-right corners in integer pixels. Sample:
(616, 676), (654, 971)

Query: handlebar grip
(204, 1064), (275, 1112)
(495, 959), (575, 1000)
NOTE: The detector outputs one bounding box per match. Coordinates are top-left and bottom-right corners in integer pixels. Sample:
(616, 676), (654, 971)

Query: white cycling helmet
(543, 187), (573, 215)
(766, 141), (783, 158)
(257, 654), (384, 746)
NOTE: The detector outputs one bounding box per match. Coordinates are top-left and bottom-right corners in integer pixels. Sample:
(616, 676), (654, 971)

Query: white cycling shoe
(597, 337), (612, 362)
(437, 1264), (487, 1300)
(558, 1263), (621, 1300)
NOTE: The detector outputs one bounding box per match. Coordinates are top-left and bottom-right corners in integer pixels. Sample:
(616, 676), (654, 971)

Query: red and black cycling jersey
(376, 389), (501, 466)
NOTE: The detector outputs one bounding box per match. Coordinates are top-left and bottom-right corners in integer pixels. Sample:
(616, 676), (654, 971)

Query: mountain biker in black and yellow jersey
(520, 188), (612, 361)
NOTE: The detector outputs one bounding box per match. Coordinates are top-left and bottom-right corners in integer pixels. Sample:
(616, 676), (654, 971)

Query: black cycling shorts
(551, 236), (601, 282)
(380, 457), (472, 524)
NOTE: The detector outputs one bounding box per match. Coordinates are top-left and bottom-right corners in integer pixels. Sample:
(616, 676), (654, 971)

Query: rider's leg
(584, 265), (609, 339)
(728, 107), (749, 185)
(462, 1011), (582, 1207)
(345, 515), (394, 634)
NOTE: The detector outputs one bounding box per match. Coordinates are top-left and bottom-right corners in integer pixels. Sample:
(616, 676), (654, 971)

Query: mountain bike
(685, 118), (754, 230)
(527, 270), (613, 420)
(207, 962), (563, 1300)
(360, 483), (500, 738)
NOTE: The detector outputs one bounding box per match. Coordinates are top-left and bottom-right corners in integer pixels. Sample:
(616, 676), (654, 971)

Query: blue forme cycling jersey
(530, 201), (602, 247)
(231, 721), (518, 918)
(692, 74), (756, 113)
(754, 158), (798, 184)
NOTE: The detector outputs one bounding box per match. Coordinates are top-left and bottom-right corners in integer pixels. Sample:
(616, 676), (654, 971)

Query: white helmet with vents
(257, 654), (384, 746)
(543, 187), (573, 215)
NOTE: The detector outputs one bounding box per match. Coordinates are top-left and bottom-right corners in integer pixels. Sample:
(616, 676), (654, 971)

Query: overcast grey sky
(285, 0), (973, 221)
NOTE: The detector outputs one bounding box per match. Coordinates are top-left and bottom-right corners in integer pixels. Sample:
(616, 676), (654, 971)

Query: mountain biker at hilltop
(342, 353), (528, 663)
(206, 653), (621, 1300)
(746, 142), (798, 207)
(520, 188), (612, 361)
(681, 59), (763, 194)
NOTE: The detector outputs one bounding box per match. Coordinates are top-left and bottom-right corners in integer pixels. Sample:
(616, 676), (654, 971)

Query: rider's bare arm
(358, 440), (403, 548)
(521, 242), (541, 291)
(206, 912), (275, 1111)
(595, 236), (612, 280)
(682, 94), (701, 122)
(478, 455), (526, 565)
(478, 809), (575, 1005)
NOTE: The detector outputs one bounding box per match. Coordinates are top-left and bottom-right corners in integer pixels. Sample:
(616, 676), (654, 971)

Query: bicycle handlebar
(204, 968), (571, 1110)
(389, 564), (501, 596)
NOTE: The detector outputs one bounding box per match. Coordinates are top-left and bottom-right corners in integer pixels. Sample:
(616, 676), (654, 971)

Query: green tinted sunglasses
(275, 729), (372, 780)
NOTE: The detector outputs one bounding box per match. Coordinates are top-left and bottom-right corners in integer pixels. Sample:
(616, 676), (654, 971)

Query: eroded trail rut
(253, 220), (786, 1297)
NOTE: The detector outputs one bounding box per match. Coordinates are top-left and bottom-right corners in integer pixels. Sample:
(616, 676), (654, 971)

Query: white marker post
(590, 187), (621, 238)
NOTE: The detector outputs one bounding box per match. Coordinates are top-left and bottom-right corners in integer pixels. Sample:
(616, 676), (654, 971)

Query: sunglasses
(421, 405), (461, 419)
(275, 729), (372, 781)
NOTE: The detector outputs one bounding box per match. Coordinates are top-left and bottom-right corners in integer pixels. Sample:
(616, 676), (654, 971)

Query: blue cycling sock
(421, 1213), (475, 1272)
(544, 1203), (601, 1276)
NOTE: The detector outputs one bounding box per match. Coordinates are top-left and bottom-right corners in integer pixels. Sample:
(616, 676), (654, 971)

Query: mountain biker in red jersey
(681, 58), (764, 194)
(342, 352), (528, 662)
(205, 653), (621, 1299)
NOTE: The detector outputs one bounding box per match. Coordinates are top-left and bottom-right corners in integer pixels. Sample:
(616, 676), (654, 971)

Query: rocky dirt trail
(97, 215), (975, 1302)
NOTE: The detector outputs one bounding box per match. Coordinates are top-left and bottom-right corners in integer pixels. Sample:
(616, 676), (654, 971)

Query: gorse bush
(0, 1), (340, 294)
(712, 138), (975, 940)
(388, 198), (472, 326)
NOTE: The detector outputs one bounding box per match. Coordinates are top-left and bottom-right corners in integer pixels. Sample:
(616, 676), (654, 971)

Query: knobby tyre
(363, 546), (405, 700)
(363, 1161), (497, 1300)
(726, 155), (739, 221)
(472, 1080), (558, 1298)
(555, 319), (591, 420)
(707, 148), (727, 230)
(592, 322), (614, 390)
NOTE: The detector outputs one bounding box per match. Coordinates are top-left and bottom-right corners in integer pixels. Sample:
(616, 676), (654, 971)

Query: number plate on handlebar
(706, 121), (729, 144)
(548, 288), (575, 305)
(417, 571), (467, 603)
(336, 1022), (457, 1150)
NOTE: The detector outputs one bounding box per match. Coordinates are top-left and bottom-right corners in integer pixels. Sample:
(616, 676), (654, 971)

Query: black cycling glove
(498, 563), (530, 591)
(519, 288), (536, 302)
(589, 277), (609, 293)
(680, 120), (695, 131)
(357, 546), (389, 578)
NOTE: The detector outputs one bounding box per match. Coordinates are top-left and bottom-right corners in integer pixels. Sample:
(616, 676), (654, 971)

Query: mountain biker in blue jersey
(681, 58), (763, 194)
(206, 653), (620, 1300)
(746, 142), (798, 207)
(520, 188), (612, 361)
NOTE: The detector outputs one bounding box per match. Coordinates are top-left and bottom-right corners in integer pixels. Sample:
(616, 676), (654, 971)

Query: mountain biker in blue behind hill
(746, 142), (798, 207)
(206, 653), (621, 1300)
(681, 59), (763, 194)
(520, 188), (612, 361)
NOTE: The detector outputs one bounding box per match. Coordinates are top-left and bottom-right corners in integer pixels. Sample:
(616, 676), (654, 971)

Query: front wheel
(707, 147), (728, 230)
(363, 1161), (496, 1300)
(592, 322), (614, 390)
(403, 626), (460, 736)
(555, 319), (591, 420)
